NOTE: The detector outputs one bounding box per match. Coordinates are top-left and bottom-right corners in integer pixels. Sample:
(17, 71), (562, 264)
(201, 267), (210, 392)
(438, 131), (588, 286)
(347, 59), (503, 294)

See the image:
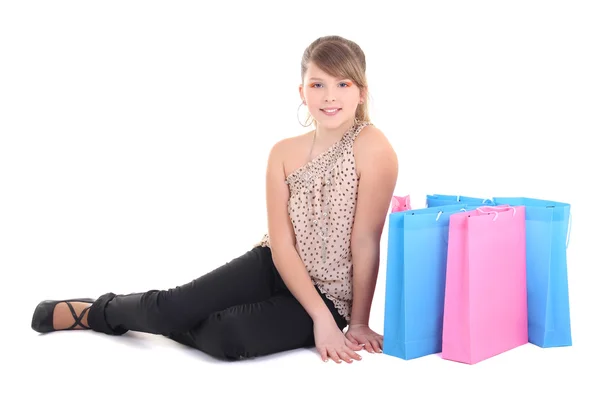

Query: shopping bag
(383, 204), (477, 360)
(426, 194), (495, 208)
(442, 206), (528, 364)
(391, 194), (412, 212)
(493, 197), (572, 348)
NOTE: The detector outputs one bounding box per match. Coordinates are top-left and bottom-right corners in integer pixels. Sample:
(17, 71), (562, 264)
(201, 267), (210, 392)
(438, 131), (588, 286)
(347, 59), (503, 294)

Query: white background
(1, 1), (599, 398)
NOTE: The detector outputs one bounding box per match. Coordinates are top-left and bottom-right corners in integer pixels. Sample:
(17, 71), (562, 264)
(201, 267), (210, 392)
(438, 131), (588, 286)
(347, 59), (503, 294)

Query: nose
(324, 88), (336, 102)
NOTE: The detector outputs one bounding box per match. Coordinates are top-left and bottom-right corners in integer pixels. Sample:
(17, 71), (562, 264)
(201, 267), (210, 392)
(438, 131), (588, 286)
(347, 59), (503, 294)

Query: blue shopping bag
(426, 194), (495, 208)
(383, 204), (478, 360)
(493, 197), (573, 348)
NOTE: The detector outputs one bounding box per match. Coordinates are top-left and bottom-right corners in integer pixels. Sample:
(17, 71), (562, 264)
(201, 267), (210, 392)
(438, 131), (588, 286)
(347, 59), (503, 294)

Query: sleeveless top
(256, 119), (372, 322)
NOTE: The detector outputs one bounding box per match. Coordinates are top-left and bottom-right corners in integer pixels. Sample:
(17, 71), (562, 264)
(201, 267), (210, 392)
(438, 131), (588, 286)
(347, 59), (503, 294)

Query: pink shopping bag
(442, 206), (528, 364)
(391, 194), (411, 212)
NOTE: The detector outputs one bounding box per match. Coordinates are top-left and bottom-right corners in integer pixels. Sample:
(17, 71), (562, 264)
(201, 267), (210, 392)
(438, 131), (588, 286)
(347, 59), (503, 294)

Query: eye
(309, 83), (323, 88)
(339, 82), (353, 88)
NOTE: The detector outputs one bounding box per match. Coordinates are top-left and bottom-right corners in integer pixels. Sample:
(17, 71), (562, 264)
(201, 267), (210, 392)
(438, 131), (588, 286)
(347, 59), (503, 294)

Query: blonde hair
(300, 35), (370, 127)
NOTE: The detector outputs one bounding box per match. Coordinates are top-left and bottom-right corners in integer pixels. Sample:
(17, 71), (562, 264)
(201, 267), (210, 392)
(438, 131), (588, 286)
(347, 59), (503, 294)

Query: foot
(31, 297), (95, 333)
(53, 301), (92, 330)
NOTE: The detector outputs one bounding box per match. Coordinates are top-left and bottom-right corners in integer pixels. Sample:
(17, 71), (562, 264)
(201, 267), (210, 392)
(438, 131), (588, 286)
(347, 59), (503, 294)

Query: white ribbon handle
(456, 196), (493, 204)
(477, 205), (517, 217)
(436, 207), (469, 222)
(480, 210), (499, 221)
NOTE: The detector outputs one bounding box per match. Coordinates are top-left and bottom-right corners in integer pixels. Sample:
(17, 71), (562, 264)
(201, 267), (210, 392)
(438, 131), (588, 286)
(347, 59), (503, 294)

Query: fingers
(320, 338), (373, 364)
(375, 334), (384, 353)
(319, 347), (328, 362)
(345, 337), (363, 352)
(319, 347), (363, 363)
(328, 349), (343, 364)
(370, 338), (383, 353)
(346, 333), (360, 345)
(363, 340), (375, 353)
(343, 347), (362, 362)
(336, 349), (358, 363)
(357, 334), (384, 354)
(325, 347), (361, 364)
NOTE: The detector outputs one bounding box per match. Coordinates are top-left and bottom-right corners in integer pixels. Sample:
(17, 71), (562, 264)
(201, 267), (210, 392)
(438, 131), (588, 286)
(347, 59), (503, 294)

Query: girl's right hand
(313, 315), (363, 363)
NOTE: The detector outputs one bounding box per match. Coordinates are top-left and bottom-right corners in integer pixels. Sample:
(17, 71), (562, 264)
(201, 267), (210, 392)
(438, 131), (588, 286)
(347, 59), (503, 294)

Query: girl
(31, 35), (399, 364)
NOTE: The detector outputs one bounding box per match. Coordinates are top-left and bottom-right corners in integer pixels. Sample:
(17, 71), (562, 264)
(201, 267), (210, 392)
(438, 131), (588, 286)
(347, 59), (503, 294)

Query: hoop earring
(297, 102), (313, 127)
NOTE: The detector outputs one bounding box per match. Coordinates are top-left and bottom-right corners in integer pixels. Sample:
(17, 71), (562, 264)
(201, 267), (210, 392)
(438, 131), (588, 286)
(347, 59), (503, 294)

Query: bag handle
(434, 206), (470, 222)
(476, 205), (517, 221)
(455, 195), (494, 205)
(479, 205), (572, 248)
(477, 205), (517, 214)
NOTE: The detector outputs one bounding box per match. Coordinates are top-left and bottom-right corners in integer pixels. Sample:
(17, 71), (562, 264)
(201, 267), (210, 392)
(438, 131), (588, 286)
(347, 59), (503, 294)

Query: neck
(315, 117), (356, 142)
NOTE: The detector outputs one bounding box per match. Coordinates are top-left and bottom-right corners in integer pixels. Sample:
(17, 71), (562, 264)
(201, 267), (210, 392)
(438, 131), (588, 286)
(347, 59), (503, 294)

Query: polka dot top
(256, 119), (372, 323)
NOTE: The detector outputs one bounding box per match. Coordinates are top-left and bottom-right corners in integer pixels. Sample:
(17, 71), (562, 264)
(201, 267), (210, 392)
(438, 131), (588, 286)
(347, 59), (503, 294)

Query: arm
(265, 140), (332, 322)
(349, 127), (398, 327)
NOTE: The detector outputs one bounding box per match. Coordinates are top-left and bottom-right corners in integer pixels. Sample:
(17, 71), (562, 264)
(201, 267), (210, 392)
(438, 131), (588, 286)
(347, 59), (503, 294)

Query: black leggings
(86, 245), (347, 360)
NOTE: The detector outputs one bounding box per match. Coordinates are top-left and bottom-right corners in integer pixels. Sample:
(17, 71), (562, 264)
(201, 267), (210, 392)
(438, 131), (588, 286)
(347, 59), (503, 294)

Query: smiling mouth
(320, 108), (342, 115)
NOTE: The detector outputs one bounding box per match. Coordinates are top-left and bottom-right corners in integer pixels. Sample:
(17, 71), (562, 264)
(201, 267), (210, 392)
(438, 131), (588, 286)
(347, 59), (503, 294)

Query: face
(299, 62), (364, 131)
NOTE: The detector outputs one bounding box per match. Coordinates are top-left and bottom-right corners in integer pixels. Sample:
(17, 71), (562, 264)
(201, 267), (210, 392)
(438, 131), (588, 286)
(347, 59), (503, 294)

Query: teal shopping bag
(426, 194), (495, 208)
(493, 197), (572, 348)
(383, 204), (478, 360)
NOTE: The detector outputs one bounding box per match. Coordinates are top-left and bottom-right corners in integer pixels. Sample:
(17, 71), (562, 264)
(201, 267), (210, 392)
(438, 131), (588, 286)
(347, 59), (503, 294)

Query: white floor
(7, 245), (598, 400)
(13, 330), (590, 399)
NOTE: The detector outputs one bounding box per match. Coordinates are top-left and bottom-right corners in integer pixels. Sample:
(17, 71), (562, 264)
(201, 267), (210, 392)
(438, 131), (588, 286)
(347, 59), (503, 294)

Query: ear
(360, 87), (368, 104)
(298, 84), (305, 104)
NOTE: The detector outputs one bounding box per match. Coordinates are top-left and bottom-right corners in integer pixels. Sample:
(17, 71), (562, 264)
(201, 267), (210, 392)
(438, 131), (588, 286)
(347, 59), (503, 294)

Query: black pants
(86, 245), (347, 360)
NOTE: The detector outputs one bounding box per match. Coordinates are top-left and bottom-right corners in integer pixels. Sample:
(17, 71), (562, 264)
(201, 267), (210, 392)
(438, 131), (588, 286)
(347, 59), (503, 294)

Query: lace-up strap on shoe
(64, 302), (91, 330)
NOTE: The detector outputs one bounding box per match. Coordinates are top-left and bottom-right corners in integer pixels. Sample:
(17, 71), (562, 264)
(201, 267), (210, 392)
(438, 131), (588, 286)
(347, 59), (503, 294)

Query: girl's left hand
(345, 324), (384, 354)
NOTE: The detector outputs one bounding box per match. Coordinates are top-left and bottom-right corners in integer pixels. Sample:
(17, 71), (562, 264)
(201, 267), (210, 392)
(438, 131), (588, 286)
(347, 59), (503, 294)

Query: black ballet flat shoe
(31, 298), (96, 333)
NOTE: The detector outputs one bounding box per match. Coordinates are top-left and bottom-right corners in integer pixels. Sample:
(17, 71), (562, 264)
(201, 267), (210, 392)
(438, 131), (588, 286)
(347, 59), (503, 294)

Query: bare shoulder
(269, 131), (309, 156)
(354, 124), (398, 177)
(268, 131), (314, 178)
(354, 124), (394, 151)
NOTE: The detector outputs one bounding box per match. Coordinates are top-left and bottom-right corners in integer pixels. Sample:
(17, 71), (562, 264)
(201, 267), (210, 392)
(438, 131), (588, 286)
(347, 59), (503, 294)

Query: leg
(32, 246), (284, 335)
(167, 287), (347, 360)
(88, 246), (284, 336)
